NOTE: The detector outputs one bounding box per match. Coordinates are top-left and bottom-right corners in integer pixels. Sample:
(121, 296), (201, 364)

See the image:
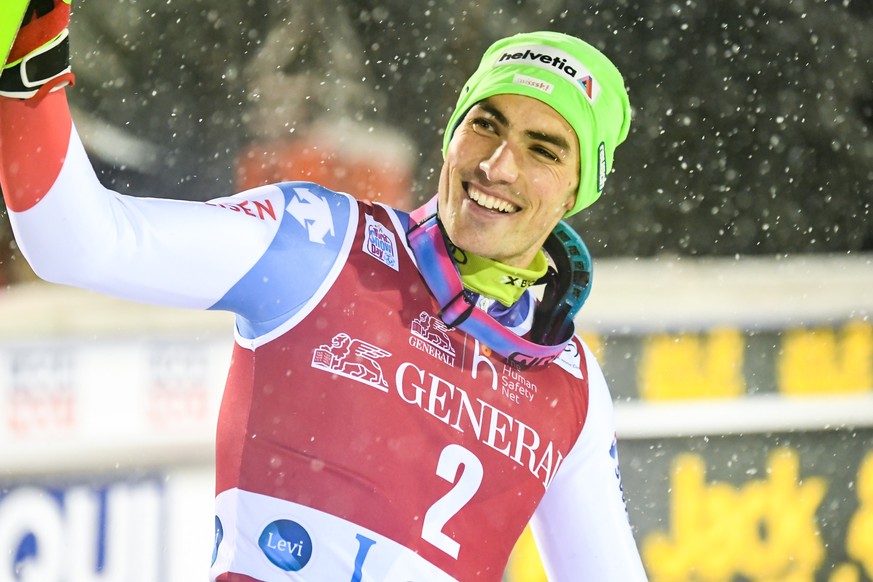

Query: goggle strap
(406, 202), (571, 367)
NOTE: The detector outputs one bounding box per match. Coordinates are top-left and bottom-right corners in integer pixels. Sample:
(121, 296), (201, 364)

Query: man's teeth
(468, 187), (517, 213)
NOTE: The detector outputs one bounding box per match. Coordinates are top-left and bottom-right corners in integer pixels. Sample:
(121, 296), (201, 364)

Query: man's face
(438, 93), (580, 268)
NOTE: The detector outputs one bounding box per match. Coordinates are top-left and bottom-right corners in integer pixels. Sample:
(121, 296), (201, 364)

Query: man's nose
(479, 141), (519, 183)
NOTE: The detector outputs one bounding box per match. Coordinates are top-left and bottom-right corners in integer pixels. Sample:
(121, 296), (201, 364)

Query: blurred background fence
(0, 253), (870, 581)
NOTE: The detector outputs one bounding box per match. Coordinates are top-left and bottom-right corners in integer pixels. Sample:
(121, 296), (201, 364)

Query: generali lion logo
(409, 311), (456, 366)
(311, 333), (391, 391)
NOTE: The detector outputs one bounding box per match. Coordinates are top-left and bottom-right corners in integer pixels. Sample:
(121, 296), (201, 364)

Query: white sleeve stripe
(10, 123), (284, 310)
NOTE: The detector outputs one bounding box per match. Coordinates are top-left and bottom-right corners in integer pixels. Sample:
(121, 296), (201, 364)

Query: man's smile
(464, 183), (520, 214)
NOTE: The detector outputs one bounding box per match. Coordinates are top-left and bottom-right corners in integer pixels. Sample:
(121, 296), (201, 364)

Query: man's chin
(448, 230), (504, 258)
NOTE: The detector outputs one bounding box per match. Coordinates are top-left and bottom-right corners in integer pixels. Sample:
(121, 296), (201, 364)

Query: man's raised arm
(0, 1), (349, 324)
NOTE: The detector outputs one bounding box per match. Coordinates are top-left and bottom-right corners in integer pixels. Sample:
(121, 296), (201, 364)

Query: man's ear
(563, 189), (576, 211)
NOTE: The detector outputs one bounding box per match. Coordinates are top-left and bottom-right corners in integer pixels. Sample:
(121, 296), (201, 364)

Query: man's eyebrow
(478, 101), (571, 152)
(526, 129), (571, 152)
(478, 102), (510, 127)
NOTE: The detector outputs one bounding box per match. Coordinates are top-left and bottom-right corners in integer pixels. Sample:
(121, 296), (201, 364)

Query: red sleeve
(0, 90), (73, 212)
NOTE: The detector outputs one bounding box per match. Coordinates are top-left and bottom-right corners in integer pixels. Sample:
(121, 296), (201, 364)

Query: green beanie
(442, 31), (632, 216)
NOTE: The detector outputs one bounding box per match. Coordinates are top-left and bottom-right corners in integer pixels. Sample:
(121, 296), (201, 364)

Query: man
(0, 1), (645, 580)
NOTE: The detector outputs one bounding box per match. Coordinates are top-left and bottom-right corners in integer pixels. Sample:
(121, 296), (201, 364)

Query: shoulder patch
(362, 214), (399, 271)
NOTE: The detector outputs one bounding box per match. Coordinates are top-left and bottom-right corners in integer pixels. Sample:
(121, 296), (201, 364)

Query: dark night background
(1, 0), (871, 281)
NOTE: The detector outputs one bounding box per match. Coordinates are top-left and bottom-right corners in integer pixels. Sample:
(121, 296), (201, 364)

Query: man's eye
(533, 146), (559, 162)
(471, 117), (495, 131)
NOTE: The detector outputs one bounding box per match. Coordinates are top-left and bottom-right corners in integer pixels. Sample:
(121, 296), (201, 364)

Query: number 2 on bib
(421, 444), (484, 558)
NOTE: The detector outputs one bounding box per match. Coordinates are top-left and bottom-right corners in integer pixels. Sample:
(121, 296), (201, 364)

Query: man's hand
(0, 0), (73, 100)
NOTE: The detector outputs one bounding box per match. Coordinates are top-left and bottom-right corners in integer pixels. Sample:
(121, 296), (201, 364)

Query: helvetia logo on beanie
(494, 45), (601, 104)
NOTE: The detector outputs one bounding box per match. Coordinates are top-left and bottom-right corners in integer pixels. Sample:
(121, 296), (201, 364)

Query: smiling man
(1, 6), (643, 580)
(439, 95), (580, 268)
